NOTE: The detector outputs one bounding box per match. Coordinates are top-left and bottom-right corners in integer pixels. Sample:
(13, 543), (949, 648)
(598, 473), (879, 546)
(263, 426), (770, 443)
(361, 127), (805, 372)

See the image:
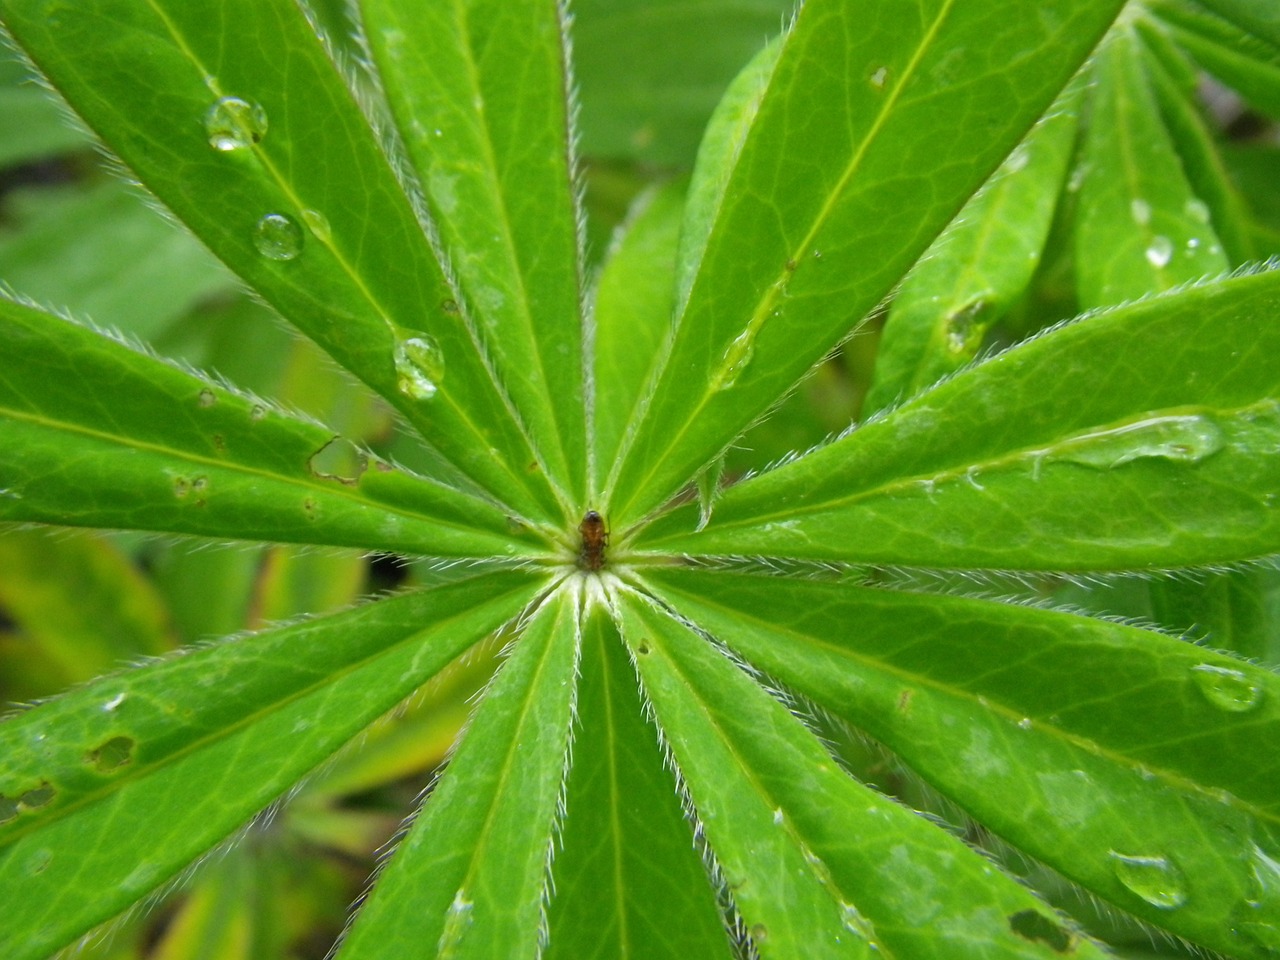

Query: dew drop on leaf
(301, 208), (332, 243)
(253, 213), (303, 261)
(1108, 851), (1188, 909)
(1238, 844), (1280, 950)
(1050, 414), (1224, 470)
(394, 335), (446, 401)
(1129, 198), (1151, 226)
(203, 96), (267, 151)
(1145, 235), (1174, 269)
(717, 330), (755, 390)
(438, 889), (474, 958)
(1190, 663), (1264, 713)
(1185, 197), (1211, 223)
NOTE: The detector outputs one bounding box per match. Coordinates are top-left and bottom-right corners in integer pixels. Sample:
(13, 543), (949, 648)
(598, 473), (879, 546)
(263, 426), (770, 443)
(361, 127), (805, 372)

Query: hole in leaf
(19, 782), (56, 808)
(0, 794), (19, 823)
(1009, 910), (1072, 952)
(308, 437), (367, 485)
(367, 553), (410, 592)
(636, 641), (651, 656)
(87, 736), (136, 772)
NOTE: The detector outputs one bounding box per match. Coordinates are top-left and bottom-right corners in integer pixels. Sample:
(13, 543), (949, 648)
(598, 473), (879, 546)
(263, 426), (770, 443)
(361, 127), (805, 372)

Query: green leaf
(571, 0), (794, 168)
(0, 570), (542, 960)
(0, 298), (542, 557)
(864, 86), (1080, 414)
(0, 528), (172, 688)
(645, 569), (1280, 959)
(618, 588), (1114, 960)
(1074, 27), (1229, 308)
(638, 268), (1280, 571)
(1136, 15), (1259, 265)
(335, 586), (579, 960)
(360, 0), (587, 504)
(545, 609), (733, 960)
(1195, 0), (1280, 50)
(0, 180), (234, 341)
(592, 180), (686, 488)
(0, 0), (564, 520)
(606, 0), (1127, 526)
(1148, 0), (1280, 120)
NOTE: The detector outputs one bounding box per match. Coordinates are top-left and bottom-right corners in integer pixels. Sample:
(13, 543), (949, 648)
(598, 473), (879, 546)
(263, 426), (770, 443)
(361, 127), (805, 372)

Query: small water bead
(1050, 414), (1225, 471)
(1145, 235), (1174, 269)
(1185, 197), (1211, 223)
(437, 889), (474, 958)
(204, 97), (267, 152)
(1190, 663), (1265, 713)
(1108, 851), (1188, 910)
(394, 335), (446, 401)
(717, 329), (756, 390)
(253, 213), (303, 261)
(301, 208), (332, 243)
(1130, 198), (1152, 226)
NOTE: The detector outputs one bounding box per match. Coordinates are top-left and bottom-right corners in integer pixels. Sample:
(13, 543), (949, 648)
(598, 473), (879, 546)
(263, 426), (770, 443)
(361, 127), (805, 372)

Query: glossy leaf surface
(640, 268), (1280, 570)
(0, 0), (562, 520)
(0, 571), (542, 959)
(648, 569), (1280, 959)
(607, 0), (1127, 525)
(0, 297), (540, 557)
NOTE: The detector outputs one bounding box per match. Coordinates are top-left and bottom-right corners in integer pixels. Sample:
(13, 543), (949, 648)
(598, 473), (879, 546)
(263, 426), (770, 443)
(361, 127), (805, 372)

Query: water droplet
(840, 902), (875, 940)
(1185, 198), (1211, 223)
(253, 213), (303, 261)
(438, 889), (474, 958)
(1017, 717), (1033, 730)
(204, 96), (267, 151)
(1130, 198), (1152, 226)
(773, 807), (784, 825)
(1145, 235), (1174, 269)
(1238, 844), (1280, 950)
(945, 299), (987, 354)
(441, 298), (461, 315)
(308, 437), (367, 485)
(1050, 414), (1224, 471)
(102, 692), (126, 712)
(394, 335), (446, 401)
(1190, 663), (1264, 713)
(870, 66), (889, 89)
(197, 388), (216, 408)
(301, 208), (331, 243)
(250, 404), (267, 422)
(717, 330), (755, 390)
(1109, 851), (1188, 909)
(1187, 237), (1200, 250)
(750, 923), (769, 943)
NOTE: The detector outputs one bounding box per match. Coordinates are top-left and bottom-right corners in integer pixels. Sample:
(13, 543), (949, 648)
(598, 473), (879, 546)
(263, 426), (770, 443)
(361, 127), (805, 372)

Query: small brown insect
(578, 510), (608, 571)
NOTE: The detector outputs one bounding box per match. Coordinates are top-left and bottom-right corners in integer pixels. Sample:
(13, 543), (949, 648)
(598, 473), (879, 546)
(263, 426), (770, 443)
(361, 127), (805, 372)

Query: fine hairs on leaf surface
(1, 0), (1280, 959)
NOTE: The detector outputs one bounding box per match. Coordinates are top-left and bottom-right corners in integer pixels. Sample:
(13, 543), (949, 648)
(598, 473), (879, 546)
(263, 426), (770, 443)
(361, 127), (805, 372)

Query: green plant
(2, 0), (1280, 957)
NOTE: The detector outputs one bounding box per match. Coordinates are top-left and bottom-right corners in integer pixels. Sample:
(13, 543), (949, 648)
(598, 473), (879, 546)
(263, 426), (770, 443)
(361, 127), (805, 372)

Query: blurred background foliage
(1, 0), (1278, 955)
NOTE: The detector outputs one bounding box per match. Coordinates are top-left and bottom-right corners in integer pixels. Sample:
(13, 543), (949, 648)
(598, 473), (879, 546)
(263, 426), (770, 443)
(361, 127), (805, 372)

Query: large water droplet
(1145, 235), (1174, 269)
(1050, 414), (1224, 471)
(1109, 851), (1188, 909)
(253, 213), (302, 261)
(438, 889), (474, 958)
(717, 330), (755, 390)
(204, 96), (267, 151)
(394, 335), (445, 401)
(1190, 663), (1265, 713)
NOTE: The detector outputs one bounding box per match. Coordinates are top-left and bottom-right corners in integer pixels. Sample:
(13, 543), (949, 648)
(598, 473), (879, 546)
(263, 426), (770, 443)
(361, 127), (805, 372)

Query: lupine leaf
(638, 268), (1280, 571)
(647, 569), (1280, 959)
(0, 0), (563, 520)
(335, 585), (578, 959)
(0, 297), (543, 557)
(0, 570), (543, 960)
(606, 0), (1127, 526)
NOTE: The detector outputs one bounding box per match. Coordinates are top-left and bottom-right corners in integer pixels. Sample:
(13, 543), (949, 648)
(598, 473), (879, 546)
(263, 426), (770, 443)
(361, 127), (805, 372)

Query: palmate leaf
(0, 570), (544, 959)
(0, 0), (566, 522)
(641, 267), (1280, 570)
(0, 297), (539, 558)
(605, 0), (1128, 527)
(646, 571), (1280, 960)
